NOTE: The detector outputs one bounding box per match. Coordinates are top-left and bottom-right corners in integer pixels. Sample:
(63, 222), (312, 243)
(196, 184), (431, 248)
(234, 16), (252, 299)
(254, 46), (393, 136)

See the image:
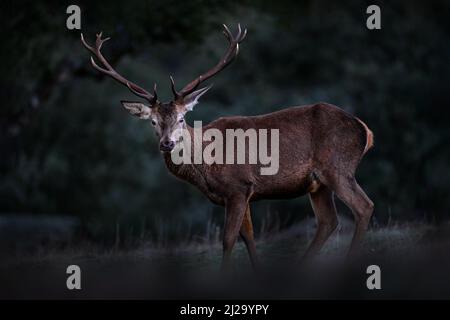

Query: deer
(81, 24), (374, 270)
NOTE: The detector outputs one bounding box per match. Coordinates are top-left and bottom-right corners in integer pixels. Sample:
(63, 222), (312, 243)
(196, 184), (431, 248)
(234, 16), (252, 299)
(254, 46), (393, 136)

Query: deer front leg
(240, 204), (259, 270)
(222, 195), (248, 270)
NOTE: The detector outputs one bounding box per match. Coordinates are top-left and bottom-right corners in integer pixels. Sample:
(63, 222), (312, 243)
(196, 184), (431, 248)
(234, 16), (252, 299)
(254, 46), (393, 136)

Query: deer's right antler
(81, 32), (158, 104)
(170, 24), (247, 100)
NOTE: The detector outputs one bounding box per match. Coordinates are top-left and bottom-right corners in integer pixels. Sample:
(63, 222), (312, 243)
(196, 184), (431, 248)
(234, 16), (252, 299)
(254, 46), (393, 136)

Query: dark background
(1, 0), (450, 247)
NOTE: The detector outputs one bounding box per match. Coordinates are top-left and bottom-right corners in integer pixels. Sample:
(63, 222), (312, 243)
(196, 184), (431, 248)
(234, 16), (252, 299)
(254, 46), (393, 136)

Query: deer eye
(179, 118), (184, 123)
(151, 119), (157, 126)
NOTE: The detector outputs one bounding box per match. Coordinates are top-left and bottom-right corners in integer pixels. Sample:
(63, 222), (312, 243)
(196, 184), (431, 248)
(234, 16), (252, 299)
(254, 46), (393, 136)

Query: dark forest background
(1, 0), (450, 246)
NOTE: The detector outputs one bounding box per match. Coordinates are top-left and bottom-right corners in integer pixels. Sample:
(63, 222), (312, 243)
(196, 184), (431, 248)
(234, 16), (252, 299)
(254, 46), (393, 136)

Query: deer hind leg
(303, 185), (338, 259)
(239, 204), (258, 270)
(325, 174), (374, 256)
(222, 195), (248, 270)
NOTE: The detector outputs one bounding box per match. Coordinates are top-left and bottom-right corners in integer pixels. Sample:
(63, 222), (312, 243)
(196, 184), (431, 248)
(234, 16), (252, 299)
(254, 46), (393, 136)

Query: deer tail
(356, 117), (374, 155)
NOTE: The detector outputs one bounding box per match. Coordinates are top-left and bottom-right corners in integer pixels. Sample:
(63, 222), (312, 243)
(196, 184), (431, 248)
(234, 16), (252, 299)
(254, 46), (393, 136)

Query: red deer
(81, 24), (374, 269)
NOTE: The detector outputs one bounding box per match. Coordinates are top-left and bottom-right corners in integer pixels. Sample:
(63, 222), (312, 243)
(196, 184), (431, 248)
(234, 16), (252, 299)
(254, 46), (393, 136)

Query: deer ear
(120, 101), (152, 119)
(183, 85), (212, 111)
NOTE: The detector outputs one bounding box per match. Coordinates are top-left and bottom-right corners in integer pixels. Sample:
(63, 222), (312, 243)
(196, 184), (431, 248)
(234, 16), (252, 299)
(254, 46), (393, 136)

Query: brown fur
(163, 102), (374, 268)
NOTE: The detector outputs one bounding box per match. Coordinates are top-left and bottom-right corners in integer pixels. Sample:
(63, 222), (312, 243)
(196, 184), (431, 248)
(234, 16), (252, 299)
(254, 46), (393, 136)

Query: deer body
(164, 103), (370, 204)
(162, 103), (374, 267)
(81, 25), (374, 270)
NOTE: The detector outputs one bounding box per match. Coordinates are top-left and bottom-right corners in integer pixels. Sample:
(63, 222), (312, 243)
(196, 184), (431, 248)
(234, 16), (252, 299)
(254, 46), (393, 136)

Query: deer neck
(162, 125), (207, 187)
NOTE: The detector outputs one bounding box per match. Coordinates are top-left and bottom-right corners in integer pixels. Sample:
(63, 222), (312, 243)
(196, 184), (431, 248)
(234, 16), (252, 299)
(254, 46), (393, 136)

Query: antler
(80, 32), (158, 104)
(171, 23), (247, 100)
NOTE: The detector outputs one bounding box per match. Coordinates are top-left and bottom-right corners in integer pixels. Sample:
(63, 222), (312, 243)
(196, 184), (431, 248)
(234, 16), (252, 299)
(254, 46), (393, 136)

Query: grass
(1, 217), (435, 269)
(0, 217), (448, 299)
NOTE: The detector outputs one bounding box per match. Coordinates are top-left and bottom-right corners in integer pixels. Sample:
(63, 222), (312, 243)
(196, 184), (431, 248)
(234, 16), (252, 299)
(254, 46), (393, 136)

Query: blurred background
(1, 0), (450, 254)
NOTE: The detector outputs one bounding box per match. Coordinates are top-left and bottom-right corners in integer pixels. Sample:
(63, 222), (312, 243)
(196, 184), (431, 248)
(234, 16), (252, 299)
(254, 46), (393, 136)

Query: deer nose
(160, 140), (175, 152)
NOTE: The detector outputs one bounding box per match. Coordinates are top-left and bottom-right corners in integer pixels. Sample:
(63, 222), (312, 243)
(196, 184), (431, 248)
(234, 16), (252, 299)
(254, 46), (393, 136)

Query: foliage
(1, 0), (450, 242)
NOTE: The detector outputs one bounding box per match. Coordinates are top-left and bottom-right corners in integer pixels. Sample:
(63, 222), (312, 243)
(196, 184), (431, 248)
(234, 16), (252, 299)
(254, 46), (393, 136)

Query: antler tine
(221, 24), (246, 43)
(81, 32), (156, 104)
(239, 28), (248, 42)
(80, 33), (95, 53)
(170, 75), (181, 99)
(153, 83), (158, 100)
(222, 24), (232, 41)
(95, 32), (110, 50)
(89, 56), (111, 75)
(177, 24), (247, 98)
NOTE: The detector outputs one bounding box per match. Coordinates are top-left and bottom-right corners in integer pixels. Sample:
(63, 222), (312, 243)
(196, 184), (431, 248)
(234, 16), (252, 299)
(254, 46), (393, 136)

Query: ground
(1, 217), (449, 299)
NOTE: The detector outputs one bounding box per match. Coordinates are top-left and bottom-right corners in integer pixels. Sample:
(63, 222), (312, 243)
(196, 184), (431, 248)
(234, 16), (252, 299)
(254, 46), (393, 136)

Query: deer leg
(222, 196), (248, 270)
(328, 176), (374, 256)
(303, 185), (338, 259)
(239, 204), (259, 270)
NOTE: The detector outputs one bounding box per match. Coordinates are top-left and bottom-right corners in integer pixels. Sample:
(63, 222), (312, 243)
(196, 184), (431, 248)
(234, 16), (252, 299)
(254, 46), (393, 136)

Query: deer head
(81, 24), (247, 152)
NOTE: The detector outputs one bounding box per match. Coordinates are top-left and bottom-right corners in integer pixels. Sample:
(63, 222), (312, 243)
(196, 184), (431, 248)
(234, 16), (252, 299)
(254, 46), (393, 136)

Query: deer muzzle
(160, 139), (175, 152)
